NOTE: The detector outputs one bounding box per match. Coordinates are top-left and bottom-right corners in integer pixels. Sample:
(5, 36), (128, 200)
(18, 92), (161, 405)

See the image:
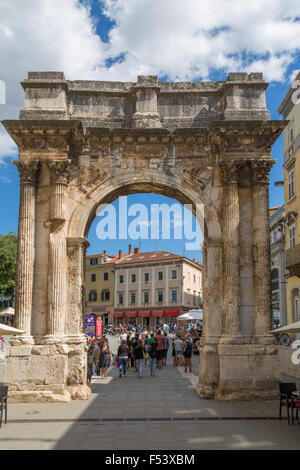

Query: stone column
(196, 238), (222, 399)
(42, 160), (70, 344)
(252, 159), (274, 337)
(12, 160), (39, 344)
(46, 160), (70, 221)
(220, 162), (241, 337)
(66, 237), (90, 343)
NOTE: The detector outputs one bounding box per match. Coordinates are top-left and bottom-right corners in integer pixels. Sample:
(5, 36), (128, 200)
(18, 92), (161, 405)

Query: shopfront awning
(124, 310), (138, 318)
(138, 310), (151, 317)
(165, 309), (179, 317)
(113, 311), (124, 318)
(151, 310), (165, 317)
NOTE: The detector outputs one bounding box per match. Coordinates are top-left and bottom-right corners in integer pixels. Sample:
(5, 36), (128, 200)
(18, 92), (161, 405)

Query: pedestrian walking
(162, 332), (169, 366)
(117, 340), (130, 378)
(97, 339), (112, 379)
(130, 334), (139, 371)
(174, 336), (183, 366)
(119, 330), (127, 344)
(183, 336), (193, 372)
(94, 340), (101, 375)
(149, 337), (158, 376)
(134, 338), (144, 378)
(87, 344), (95, 384)
(155, 330), (165, 369)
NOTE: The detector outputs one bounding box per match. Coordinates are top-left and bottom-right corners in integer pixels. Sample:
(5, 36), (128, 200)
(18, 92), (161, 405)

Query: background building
(114, 249), (203, 328)
(85, 246), (132, 327)
(270, 205), (287, 327)
(278, 72), (300, 325)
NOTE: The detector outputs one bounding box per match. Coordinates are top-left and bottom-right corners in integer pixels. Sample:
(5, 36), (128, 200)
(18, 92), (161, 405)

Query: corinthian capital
(252, 160), (274, 184)
(46, 160), (70, 185)
(13, 160), (40, 184)
(220, 161), (242, 184)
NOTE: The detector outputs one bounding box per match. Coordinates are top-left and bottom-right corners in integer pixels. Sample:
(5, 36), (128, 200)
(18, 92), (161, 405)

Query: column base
(4, 341), (90, 403)
(196, 336), (280, 401)
(6, 385), (92, 403)
(10, 335), (35, 346)
(40, 334), (65, 344)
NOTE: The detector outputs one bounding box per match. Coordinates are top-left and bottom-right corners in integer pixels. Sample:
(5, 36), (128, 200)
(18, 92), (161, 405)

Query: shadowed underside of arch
(1, 71), (286, 402)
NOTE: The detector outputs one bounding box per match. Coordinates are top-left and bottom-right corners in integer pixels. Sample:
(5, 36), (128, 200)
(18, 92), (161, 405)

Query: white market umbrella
(178, 309), (203, 321)
(0, 322), (24, 335)
(270, 321), (300, 334)
(0, 307), (15, 316)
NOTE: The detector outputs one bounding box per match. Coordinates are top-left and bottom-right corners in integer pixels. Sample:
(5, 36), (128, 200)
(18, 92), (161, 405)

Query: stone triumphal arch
(2, 72), (286, 402)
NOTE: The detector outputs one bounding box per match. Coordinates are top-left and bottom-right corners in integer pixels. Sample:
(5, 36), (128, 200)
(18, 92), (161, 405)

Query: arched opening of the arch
(66, 179), (223, 400)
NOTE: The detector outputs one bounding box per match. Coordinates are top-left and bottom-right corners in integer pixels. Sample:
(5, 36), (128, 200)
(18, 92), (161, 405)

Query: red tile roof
(115, 250), (202, 267)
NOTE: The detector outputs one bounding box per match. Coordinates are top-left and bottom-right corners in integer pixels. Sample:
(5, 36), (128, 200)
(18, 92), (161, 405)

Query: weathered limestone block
(31, 345), (51, 355)
(67, 344), (87, 386)
(8, 391), (71, 404)
(67, 385), (91, 400)
(9, 346), (32, 357)
(5, 354), (67, 387)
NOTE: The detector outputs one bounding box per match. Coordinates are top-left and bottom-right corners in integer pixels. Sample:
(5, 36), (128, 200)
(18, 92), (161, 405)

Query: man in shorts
(174, 336), (183, 366)
(183, 335), (193, 372)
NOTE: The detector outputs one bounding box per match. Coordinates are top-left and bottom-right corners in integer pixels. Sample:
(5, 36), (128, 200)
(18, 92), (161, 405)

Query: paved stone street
(1, 337), (300, 450)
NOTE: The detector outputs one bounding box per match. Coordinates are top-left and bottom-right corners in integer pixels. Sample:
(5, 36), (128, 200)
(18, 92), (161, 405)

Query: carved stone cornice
(209, 121), (288, 153)
(252, 159), (275, 184)
(46, 160), (70, 185)
(2, 120), (84, 152)
(13, 160), (40, 185)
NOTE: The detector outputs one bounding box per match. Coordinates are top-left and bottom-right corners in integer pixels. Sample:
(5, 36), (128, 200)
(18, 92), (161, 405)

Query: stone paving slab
(1, 351), (300, 449)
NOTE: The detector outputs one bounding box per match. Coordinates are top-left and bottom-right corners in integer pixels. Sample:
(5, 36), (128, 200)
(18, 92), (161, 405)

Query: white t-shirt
(174, 339), (183, 351)
(119, 333), (127, 343)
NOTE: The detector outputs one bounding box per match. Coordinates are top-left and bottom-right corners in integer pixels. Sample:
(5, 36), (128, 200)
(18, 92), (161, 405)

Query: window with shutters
(288, 168), (295, 200)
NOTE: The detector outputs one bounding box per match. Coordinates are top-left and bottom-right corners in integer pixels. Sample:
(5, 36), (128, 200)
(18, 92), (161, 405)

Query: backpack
(149, 342), (157, 359)
(185, 341), (192, 354)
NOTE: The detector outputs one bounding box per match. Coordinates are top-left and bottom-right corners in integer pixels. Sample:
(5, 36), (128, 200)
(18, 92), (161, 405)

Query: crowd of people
(86, 322), (203, 383)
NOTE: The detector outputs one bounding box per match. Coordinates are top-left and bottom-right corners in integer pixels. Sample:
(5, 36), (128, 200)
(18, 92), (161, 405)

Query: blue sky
(0, 0), (300, 260)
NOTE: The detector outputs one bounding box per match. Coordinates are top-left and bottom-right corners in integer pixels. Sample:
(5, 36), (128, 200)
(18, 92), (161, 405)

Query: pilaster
(11, 160), (40, 345)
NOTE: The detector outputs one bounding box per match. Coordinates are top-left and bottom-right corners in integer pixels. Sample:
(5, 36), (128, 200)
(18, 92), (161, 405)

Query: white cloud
(1, 0), (300, 161)
(101, 0), (300, 81)
(0, 124), (17, 164)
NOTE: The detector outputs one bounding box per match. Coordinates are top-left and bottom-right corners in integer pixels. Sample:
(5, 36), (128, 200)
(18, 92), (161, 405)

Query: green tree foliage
(0, 232), (17, 298)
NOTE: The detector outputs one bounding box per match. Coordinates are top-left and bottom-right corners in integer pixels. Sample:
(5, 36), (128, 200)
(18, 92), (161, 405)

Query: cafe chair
(279, 382), (298, 425)
(291, 395), (300, 426)
(0, 386), (8, 428)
